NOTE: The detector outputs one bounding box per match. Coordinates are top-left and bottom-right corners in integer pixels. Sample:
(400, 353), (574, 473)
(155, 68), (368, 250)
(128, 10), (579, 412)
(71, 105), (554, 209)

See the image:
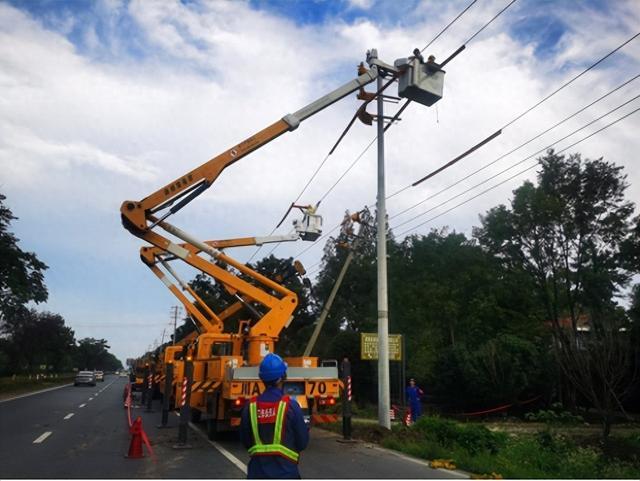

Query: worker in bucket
(406, 378), (425, 423)
(240, 353), (309, 479)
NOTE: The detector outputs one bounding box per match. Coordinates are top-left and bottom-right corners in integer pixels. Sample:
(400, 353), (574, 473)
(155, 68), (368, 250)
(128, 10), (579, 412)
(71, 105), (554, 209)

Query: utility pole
(372, 48), (391, 430)
(171, 306), (180, 345)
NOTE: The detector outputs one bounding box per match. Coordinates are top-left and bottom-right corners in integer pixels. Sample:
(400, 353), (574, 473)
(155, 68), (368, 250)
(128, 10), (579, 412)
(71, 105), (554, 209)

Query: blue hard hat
(259, 353), (287, 382)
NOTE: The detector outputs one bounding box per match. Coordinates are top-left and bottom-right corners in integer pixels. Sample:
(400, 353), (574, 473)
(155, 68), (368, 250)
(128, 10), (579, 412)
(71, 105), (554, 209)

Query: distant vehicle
(119, 371), (128, 377)
(74, 371), (96, 387)
(94, 371), (104, 382)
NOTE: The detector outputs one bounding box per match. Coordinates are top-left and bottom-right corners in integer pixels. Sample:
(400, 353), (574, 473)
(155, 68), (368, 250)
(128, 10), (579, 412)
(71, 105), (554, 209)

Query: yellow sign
(360, 333), (402, 361)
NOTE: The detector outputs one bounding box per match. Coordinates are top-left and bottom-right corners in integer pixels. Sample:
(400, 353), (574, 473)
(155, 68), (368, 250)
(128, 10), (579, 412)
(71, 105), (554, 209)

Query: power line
(293, 73), (639, 264)
(294, 222), (342, 260)
(390, 73), (640, 221)
(254, 1), (491, 264)
(502, 31), (639, 130)
(394, 105), (640, 237)
(392, 94), (639, 230)
(439, 0), (520, 67)
(290, 18), (637, 273)
(465, 0), (518, 45)
(420, 0), (479, 53)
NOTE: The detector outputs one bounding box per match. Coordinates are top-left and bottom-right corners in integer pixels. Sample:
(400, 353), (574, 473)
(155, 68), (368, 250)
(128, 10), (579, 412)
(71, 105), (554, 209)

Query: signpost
(360, 333), (402, 361)
(361, 333), (405, 409)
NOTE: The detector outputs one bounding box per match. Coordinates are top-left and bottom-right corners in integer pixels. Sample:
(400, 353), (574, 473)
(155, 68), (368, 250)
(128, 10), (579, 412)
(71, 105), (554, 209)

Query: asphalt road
(0, 376), (465, 479)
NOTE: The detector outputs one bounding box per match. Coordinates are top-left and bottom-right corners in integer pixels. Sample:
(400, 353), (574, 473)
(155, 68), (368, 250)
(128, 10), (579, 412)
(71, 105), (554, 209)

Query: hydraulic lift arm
(120, 68), (378, 237)
(121, 67), (379, 362)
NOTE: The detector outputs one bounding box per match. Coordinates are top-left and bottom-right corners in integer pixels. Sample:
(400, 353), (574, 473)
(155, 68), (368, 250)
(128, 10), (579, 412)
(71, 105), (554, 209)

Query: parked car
(74, 371), (96, 386)
(94, 371), (104, 382)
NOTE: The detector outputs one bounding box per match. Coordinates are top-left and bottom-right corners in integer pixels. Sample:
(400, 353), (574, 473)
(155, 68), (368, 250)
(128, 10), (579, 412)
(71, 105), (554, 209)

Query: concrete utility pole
(373, 49), (391, 430)
(171, 306), (180, 345)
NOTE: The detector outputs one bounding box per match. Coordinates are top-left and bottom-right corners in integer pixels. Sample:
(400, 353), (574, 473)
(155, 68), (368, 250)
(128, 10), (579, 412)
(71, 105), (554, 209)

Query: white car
(94, 371), (104, 382)
(74, 371), (96, 386)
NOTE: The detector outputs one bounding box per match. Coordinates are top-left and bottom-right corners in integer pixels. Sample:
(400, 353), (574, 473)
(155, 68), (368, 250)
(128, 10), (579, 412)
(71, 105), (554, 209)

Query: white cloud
(347, 0), (375, 10)
(1, 0), (639, 362)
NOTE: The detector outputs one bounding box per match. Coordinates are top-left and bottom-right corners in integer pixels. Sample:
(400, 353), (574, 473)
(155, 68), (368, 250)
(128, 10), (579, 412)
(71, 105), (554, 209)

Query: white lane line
(79, 403), (86, 408)
(188, 421), (247, 475)
(0, 383), (73, 403)
(88, 397), (94, 401)
(33, 432), (52, 444)
(63, 413), (75, 420)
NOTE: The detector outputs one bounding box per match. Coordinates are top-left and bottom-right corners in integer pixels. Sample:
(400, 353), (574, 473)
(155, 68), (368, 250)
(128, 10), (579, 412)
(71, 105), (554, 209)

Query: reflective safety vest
(248, 395), (300, 463)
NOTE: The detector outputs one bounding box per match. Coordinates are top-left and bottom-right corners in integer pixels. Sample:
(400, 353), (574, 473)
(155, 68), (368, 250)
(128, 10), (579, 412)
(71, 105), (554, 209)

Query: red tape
(458, 395), (542, 417)
(126, 383), (133, 427)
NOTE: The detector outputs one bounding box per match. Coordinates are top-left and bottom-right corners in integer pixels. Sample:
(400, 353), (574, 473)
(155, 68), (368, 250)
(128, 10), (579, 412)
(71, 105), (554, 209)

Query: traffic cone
(126, 416), (144, 458)
(404, 407), (412, 426)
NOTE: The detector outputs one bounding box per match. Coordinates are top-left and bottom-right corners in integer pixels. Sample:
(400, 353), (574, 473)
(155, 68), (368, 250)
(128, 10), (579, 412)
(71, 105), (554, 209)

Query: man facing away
(240, 353), (309, 479)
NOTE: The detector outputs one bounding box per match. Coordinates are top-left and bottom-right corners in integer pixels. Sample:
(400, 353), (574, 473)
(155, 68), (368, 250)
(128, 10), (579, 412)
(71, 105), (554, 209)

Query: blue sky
(1, 0), (639, 364)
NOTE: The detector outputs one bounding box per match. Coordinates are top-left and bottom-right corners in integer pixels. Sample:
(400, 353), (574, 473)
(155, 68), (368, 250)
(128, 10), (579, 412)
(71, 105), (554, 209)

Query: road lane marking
(63, 413), (74, 420)
(188, 421), (247, 475)
(79, 403), (86, 408)
(0, 383), (73, 403)
(33, 432), (52, 444)
(88, 397), (94, 401)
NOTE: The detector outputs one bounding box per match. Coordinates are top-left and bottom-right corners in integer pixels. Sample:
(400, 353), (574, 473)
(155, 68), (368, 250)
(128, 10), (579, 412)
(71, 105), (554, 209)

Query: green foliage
(0, 193), (48, 325)
(1, 309), (75, 374)
(413, 416), (507, 454)
(432, 334), (548, 408)
(525, 403), (584, 425)
(73, 338), (122, 371)
(372, 417), (640, 478)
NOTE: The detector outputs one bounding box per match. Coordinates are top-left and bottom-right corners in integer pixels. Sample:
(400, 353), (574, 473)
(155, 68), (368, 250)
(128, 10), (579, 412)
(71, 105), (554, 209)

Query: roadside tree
(0, 193), (48, 328)
(474, 150), (640, 441)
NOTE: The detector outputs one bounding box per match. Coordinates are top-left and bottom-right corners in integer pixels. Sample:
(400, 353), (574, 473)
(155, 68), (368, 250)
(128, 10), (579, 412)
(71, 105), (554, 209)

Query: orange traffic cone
(404, 407), (412, 426)
(126, 416), (144, 458)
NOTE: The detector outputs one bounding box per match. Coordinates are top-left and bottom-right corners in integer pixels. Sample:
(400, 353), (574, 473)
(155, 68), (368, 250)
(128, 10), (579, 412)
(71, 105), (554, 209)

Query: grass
(319, 416), (640, 479)
(0, 373), (76, 399)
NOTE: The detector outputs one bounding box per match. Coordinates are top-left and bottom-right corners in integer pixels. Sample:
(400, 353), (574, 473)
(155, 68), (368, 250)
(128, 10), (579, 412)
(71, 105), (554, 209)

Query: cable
(394, 105), (640, 237)
(502, 31), (639, 131)
(390, 73), (640, 221)
(392, 94), (639, 230)
(465, 0), (518, 45)
(255, 0), (522, 265)
(420, 0), (479, 53)
(294, 223), (342, 260)
(293, 76), (639, 263)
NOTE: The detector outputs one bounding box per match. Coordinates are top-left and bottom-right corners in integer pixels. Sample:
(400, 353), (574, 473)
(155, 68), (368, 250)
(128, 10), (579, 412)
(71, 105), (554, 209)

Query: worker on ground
(406, 378), (424, 423)
(240, 353), (309, 479)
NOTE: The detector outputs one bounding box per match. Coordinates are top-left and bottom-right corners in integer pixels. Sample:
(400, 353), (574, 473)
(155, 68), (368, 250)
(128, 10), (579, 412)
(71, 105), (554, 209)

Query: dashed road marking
(88, 397), (94, 401)
(63, 413), (74, 420)
(79, 403), (86, 408)
(33, 432), (52, 444)
(188, 421), (247, 475)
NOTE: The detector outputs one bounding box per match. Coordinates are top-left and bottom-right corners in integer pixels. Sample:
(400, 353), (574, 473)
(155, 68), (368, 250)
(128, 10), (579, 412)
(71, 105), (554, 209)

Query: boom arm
(121, 65), (379, 364)
(120, 68), (378, 235)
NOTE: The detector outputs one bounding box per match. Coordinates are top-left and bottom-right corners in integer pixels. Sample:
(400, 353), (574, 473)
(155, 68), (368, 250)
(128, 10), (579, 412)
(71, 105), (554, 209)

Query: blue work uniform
(240, 385), (309, 479)
(406, 385), (424, 421)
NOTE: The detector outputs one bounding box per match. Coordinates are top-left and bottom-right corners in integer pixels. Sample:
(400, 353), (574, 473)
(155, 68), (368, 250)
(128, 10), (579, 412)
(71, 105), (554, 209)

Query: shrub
(413, 416), (507, 454)
(525, 403), (584, 425)
(559, 446), (600, 478)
